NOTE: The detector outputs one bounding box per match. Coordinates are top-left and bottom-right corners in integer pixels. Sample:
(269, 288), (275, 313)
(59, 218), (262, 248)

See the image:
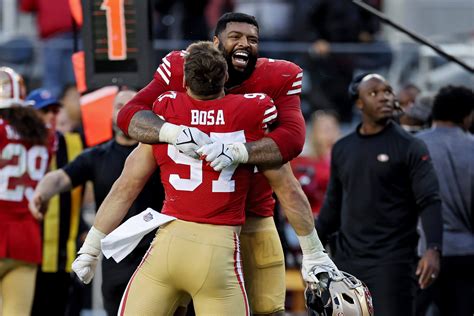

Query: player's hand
(174, 126), (212, 159)
(197, 142), (249, 171)
(72, 226), (106, 284)
(301, 251), (342, 284)
(72, 253), (99, 284)
(416, 248), (440, 289)
(28, 192), (45, 221)
(159, 123), (211, 159)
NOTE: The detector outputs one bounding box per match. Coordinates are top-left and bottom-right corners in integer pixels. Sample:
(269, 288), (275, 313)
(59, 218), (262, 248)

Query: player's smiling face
(214, 22), (259, 73)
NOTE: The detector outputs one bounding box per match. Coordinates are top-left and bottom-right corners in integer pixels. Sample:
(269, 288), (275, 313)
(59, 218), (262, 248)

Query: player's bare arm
(244, 137), (282, 166)
(262, 163), (342, 283)
(263, 163), (313, 235)
(29, 169), (73, 220)
(94, 143), (157, 234)
(127, 110), (164, 144)
(72, 143), (157, 284)
(128, 110), (212, 159)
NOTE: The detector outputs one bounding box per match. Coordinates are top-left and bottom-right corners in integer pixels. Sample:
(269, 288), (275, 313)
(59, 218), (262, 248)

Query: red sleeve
(116, 77), (169, 134)
(117, 51), (184, 135)
(259, 96), (278, 130)
(266, 94), (305, 163)
(20, 0), (37, 12)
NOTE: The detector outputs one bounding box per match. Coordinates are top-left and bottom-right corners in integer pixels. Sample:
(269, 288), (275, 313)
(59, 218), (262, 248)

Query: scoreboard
(82, 0), (156, 90)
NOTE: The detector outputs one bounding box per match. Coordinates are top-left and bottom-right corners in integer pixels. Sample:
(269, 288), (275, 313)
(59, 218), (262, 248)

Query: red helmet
(0, 67), (28, 108)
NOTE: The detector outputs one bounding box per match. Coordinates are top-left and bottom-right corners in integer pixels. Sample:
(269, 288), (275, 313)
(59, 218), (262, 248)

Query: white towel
(101, 208), (176, 262)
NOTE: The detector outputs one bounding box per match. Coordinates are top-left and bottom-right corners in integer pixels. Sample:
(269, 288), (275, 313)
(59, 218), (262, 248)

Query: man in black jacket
(316, 73), (442, 316)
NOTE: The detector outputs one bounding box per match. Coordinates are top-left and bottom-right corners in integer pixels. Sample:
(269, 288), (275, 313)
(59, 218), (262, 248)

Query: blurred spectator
(316, 73), (442, 316)
(306, 0), (390, 122)
(20, 0), (76, 98)
(59, 84), (82, 133)
(399, 95), (434, 134)
(416, 86), (474, 316)
(31, 90), (165, 316)
(291, 110), (341, 216)
(397, 83), (421, 111)
(26, 88), (85, 316)
(0, 67), (51, 316)
(56, 107), (74, 134)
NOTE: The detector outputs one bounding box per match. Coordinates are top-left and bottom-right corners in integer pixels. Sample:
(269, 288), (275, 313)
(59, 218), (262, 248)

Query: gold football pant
(118, 220), (249, 316)
(240, 216), (286, 314)
(0, 259), (37, 316)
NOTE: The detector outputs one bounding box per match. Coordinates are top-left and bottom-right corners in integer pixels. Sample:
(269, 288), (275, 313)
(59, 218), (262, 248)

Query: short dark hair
(184, 41), (228, 96)
(214, 12), (259, 37)
(432, 85), (474, 123)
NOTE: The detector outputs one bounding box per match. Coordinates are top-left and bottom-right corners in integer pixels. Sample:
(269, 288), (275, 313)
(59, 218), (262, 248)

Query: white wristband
(78, 226), (106, 256)
(230, 142), (249, 163)
(158, 122), (181, 144)
(296, 228), (325, 256)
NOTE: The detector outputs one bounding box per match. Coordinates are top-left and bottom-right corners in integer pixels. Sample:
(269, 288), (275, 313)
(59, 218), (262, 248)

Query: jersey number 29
(0, 143), (49, 202)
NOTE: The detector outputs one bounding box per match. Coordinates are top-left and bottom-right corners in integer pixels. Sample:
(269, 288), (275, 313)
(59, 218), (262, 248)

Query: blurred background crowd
(0, 0), (473, 315)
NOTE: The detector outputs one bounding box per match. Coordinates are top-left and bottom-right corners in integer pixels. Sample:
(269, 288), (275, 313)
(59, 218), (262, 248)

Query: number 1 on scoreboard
(101, 0), (127, 60)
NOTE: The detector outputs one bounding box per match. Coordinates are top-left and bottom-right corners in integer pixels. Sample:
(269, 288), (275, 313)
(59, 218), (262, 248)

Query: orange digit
(100, 0), (127, 60)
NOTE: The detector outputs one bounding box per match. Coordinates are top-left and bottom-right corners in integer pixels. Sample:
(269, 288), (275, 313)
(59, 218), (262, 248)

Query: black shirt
(63, 140), (164, 284)
(317, 121), (441, 264)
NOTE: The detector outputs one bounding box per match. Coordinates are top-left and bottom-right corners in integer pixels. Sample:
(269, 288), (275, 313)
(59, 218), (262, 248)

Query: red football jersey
(152, 92), (277, 225)
(118, 50), (305, 217)
(0, 118), (54, 263)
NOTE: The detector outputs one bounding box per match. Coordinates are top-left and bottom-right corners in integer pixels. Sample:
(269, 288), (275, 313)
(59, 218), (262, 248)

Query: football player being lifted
(117, 13), (340, 315)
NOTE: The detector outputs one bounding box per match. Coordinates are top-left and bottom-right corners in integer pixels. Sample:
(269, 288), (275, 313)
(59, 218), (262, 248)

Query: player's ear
(213, 36), (220, 47)
(224, 71), (229, 83)
(355, 98), (363, 111)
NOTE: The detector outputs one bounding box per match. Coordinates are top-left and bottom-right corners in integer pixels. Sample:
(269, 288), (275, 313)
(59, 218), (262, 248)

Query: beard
(218, 42), (258, 88)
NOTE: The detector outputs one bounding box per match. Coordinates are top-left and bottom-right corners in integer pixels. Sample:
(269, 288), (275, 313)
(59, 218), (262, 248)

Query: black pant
(31, 271), (72, 316)
(336, 259), (417, 316)
(439, 255), (474, 315)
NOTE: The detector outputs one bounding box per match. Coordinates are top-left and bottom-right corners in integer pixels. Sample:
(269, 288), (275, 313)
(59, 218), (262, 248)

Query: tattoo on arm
(245, 137), (283, 167)
(128, 110), (165, 144)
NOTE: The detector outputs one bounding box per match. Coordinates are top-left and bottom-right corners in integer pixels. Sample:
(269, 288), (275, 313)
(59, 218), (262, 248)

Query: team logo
(377, 153), (389, 162)
(143, 212), (153, 222)
(40, 90), (52, 100)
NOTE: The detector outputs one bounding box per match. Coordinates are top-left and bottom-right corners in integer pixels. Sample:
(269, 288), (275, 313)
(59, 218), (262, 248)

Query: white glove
(159, 123), (211, 159)
(197, 142), (248, 171)
(71, 253), (99, 284)
(301, 251), (342, 284)
(297, 228), (342, 284)
(72, 226), (106, 284)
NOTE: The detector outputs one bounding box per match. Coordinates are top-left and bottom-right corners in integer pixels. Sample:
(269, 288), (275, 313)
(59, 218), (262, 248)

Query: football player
(74, 41), (339, 315)
(116, 13), (330, 315)
(74, 41), (276, 315)
(0, 67), (53, 315)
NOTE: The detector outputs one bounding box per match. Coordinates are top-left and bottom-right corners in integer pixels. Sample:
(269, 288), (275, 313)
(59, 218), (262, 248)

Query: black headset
(348, 73), (403, 112)
(347, 72), (372, 105)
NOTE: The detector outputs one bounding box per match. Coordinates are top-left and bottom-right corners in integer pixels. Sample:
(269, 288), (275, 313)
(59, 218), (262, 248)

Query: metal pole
(352, 0), (474, 73)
